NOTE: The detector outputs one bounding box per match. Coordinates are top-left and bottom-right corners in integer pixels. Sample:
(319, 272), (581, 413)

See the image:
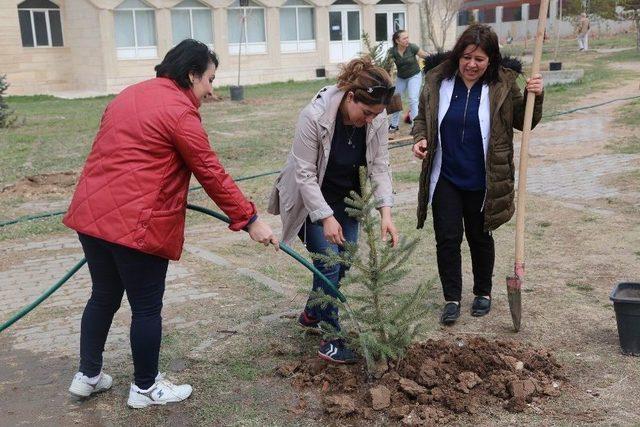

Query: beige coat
(268, 85), (394, 244)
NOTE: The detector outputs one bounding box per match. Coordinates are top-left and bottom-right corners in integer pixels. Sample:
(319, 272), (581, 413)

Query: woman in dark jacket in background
(411, 24), (544, 325)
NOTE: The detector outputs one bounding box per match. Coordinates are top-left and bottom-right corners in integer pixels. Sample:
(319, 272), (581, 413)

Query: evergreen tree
(310, 167), (434, 374)
(0, 74), (16, 128)
(360, 32), (394, 72)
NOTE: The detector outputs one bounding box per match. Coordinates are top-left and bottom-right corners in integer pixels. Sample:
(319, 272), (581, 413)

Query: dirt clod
(369, 385), (391, 410)
(276, 361), (300, 377)
(400, 378), (428, 397)
(508, 379), (537, 401)
(323, 394), (356, 416)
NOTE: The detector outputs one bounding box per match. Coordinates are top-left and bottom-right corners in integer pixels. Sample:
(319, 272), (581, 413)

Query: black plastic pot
(549, 61), (562, 71)
(230, 85), (244, 101)
(610, 282), (640, 356)
(316, 67), (326, 78)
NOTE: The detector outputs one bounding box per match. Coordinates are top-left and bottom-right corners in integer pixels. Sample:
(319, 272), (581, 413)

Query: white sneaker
(127, 373), (192, 409)
(68, 371), (113, 397)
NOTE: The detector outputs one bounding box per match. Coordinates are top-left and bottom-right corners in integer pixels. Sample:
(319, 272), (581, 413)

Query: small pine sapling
(309, 167), (434, 374)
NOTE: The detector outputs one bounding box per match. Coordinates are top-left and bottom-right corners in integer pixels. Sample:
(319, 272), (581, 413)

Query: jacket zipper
(460, 87), (471, 144)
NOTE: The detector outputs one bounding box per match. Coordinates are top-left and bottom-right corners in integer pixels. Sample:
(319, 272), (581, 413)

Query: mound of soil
(1, 171), (78, 197)
(279, 337), (565, 424)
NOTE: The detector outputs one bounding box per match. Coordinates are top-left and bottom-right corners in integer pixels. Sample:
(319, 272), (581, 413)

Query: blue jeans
(77, 233), (168, 389)
(298, 202), (359, 331)
(390, 72), (422, 127)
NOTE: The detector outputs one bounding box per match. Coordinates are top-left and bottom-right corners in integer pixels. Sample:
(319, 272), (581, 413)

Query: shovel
(507, 0), (550, 332)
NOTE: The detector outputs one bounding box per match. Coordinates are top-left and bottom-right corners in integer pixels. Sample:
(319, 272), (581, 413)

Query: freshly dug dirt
(1, 171), (78, 197)
(280, 338), (565, 424)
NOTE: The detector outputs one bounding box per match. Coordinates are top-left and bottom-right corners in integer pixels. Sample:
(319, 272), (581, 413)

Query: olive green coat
(411, 63), (544, 231)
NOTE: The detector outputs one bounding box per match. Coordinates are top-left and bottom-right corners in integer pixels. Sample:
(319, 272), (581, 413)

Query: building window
(502, 6), (522, 22)
(457, 9), (472, 26)
(171, 0), (213, 47)
(18, 0), (63, 47)
(478, 8), (495, 24)
(114, 0), (157, 60)
(280, 0), (315, 53)
(228, 0), (266, 55)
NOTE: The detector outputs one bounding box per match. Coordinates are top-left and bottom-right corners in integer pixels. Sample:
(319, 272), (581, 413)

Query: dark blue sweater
(440, 75), (486, 191)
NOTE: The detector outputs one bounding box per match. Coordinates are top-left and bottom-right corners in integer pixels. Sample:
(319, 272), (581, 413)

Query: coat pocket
(144, 206), (185, 254)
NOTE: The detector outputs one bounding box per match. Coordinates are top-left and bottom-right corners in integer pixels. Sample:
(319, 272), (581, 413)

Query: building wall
(65, 0), (106, 91)
(1, 0), (458, 95)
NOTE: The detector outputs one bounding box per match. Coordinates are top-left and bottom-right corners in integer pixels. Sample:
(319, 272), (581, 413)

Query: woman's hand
(526, 74), (544, 96)
(322, 216), (346, 246)
(247, 219), (279, 251)
(412, 139), (428, 160)
(379, 207), (399, 247)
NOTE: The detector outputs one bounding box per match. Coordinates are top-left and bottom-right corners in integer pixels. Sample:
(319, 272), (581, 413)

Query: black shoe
(298, 310), (322, 333)
(388, 125), (399, 134)
(471, 296), (491, 317)
(318, 339), (357, 364)
(440, 302), (460, 325)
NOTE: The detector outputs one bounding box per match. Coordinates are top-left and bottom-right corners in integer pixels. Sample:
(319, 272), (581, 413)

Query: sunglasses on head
(357, 85), (396, 102)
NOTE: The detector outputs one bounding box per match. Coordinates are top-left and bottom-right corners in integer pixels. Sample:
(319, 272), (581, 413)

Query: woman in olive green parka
(411, 24), (544, 325)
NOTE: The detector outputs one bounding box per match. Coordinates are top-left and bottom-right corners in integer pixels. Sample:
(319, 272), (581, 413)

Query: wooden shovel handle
(515, 0), (550, 264)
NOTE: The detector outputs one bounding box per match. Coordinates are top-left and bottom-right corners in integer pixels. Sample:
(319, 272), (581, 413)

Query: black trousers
(432, 177), (495, 302)
(78, 233), (168, 389)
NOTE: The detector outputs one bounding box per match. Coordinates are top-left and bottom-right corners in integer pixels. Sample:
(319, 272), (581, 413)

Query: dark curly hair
(442, 24), (502, 85)
(155, 39), (219, 89)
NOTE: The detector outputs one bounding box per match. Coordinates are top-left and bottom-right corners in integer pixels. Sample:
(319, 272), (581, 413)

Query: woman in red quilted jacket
(64, 39), (278, 408)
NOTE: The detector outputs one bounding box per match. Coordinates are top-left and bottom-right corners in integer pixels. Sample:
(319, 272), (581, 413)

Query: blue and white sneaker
(127, 373), (192, 408)
(68, 371), (113, 397)
(318, 339), (357, 364)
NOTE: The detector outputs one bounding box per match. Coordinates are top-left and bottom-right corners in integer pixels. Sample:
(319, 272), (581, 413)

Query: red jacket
(63, 77), (257, 260)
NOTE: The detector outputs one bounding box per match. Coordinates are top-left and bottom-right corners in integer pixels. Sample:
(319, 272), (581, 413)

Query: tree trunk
(419, 2), (431, 50)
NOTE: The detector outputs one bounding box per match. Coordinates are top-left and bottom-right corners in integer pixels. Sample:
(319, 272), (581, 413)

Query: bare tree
(419, 0), (464, 52)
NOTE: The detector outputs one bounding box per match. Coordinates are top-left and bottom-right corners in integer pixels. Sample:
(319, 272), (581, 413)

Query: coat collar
(426, 64), (516, 120)
(165, 78), (201, 109)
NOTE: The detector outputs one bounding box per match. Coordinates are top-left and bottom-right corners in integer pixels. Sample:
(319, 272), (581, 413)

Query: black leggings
(432, 178), (495, 302)
(78, 233), (168, 389)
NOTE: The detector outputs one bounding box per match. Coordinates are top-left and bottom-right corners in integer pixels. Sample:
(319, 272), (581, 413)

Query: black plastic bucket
(610, 282), (640, 356)
(230, 85), (244, 101)
(549, 61), (562, 71)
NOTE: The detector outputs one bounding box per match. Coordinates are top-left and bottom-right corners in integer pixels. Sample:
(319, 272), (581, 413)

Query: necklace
(344, 123), (357, 147)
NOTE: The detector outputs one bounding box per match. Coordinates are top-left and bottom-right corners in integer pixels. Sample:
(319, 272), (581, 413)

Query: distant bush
(0, 74), (16, 128)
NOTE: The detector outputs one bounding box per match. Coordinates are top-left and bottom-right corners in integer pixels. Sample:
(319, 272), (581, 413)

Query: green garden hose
(0, 204), (344, 333)
(0, 258), (86, 333)
(186, 203), (346, 302)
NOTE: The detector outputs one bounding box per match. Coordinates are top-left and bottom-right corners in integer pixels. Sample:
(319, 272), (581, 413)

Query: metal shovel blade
(506, 275), (522, 332)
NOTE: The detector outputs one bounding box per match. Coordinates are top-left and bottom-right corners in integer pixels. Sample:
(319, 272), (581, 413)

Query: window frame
(171, 1), (214, 47)
(18, 4), (64, 48)
(280, 1), (316, 54)
(114, 0), (158, 60)
(227, 2), (267, 55)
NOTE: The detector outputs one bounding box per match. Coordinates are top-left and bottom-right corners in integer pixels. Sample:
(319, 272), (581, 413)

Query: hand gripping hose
(0, 204), (344, 333)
